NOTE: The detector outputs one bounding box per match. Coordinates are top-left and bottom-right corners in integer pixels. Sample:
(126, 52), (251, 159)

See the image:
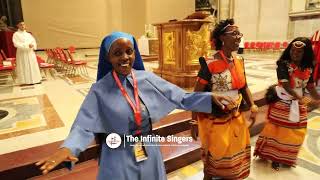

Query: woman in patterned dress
(254, 37), (320, 170)
(191, 18), (258, 179)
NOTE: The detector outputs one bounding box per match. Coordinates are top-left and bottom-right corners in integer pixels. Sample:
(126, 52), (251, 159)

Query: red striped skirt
(254, 100), (308, 166)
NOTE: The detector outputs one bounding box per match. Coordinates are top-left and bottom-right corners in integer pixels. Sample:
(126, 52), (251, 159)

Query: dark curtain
(0, 0), (23, 27)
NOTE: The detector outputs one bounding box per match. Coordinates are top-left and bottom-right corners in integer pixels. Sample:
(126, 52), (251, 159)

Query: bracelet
(190, 119), (198, 125)
(250, 104), (259, 113)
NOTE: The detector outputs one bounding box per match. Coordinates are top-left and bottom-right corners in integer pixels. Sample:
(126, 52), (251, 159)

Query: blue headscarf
(97, 32), (145, 81)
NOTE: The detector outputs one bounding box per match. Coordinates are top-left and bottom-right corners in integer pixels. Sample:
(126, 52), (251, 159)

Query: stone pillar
(218, 0), (233, 20)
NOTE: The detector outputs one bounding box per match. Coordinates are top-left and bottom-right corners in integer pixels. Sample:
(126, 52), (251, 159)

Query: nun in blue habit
(36, 32), (234, 180)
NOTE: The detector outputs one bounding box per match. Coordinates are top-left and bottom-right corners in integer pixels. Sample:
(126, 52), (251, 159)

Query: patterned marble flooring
(0, 50), (319, 179)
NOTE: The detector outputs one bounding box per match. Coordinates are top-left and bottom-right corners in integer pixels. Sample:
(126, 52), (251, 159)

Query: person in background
(191, 19), (258, 180)
(254, 37), (320, 170)
(12, 21), (41, 85)
(36, 32), (235, 180)
(237, 36), (245, 54)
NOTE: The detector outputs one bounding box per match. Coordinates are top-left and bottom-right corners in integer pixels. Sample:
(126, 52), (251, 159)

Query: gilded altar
(153, 19), (212, 88)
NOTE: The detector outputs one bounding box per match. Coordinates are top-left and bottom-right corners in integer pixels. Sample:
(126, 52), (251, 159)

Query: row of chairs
(244, 41), (289, 51)
(0, 49), (56, 82)
(45, 47), (88, 77)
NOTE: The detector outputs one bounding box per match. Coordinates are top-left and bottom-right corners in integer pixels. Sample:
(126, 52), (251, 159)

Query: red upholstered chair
(59, 49), (74, 76)
(273, 42), (281, 52)
(45, 49), (55, 64)
(256, 42), (264, 51)
(244, 41), (251, 53)
(36, 55), (55, 78)
(0, 52), (15, 81)
(49, 49), (61, 70)
(249, 42), (256, 52)
(263, 42), (273, 52)
(0, 49), (16, 66)
(282, 41), (288, 49)
(54, 48), (70, 72)
(68, 46), (76, 54)
(65, 50), (88, 76)
(244, 42), (250, 49)
(250, 42), (256, 49)
(262, 42), (268, 51)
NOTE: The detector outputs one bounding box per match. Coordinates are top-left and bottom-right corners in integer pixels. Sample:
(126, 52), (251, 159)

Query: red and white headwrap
(292, 41), (306, 49)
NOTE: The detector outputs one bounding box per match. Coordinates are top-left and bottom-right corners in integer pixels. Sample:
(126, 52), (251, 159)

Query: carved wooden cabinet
(153, 20), (212, 88)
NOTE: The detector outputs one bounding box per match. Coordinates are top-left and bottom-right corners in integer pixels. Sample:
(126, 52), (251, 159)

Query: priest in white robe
(12, 21), (41, 85)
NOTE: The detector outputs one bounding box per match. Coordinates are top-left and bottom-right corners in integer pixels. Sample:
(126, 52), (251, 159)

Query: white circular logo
(106, 133), (122, 149)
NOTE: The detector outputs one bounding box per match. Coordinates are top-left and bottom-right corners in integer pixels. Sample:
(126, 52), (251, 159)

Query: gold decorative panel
(185, 23), (211, 65)
(163, 32), (176, 64)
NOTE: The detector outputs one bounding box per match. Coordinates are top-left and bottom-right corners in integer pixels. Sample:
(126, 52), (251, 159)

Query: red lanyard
(112, 70), (142, 135)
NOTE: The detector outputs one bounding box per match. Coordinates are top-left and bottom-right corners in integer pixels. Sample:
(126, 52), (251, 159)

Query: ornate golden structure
(185, 23), (211, 65)
(153, 20), (212, 88)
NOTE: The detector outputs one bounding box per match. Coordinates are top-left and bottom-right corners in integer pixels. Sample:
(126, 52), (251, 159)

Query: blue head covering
(97, 32), (145, 81)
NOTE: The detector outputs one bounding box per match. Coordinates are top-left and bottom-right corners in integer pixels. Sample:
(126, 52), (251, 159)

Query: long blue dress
(61, 70), (213, 180)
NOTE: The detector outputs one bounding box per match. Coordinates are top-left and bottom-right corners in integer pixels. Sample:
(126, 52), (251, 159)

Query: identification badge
(133, 141), (148, 162)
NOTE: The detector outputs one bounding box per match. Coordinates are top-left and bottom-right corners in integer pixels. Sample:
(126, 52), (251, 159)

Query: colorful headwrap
(97, 32), (145, 81)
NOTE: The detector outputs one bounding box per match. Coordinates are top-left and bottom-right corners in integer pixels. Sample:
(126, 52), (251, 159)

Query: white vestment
(12, 30), (41, 84)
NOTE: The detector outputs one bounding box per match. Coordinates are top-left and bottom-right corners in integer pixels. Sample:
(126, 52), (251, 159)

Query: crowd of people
(4, 17), (317, 180)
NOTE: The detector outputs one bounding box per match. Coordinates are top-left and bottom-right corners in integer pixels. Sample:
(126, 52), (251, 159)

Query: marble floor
(167, 135), (320, 180)
(0, 50), (319, 179)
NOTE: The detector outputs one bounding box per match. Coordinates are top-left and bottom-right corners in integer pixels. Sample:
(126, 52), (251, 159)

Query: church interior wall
(233, 0), (259, 41)
(234, 0), (289, 41)
(291, 0), (307, 12)
(21, 0), (109, 49)
(145, 0), (195, 25)
(21, 0), (195, 49)
(289, 0), (320, 39)
(258, 0), (289, 41)
(20, 0), (319, 49)
(121, 0), (146, 40)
